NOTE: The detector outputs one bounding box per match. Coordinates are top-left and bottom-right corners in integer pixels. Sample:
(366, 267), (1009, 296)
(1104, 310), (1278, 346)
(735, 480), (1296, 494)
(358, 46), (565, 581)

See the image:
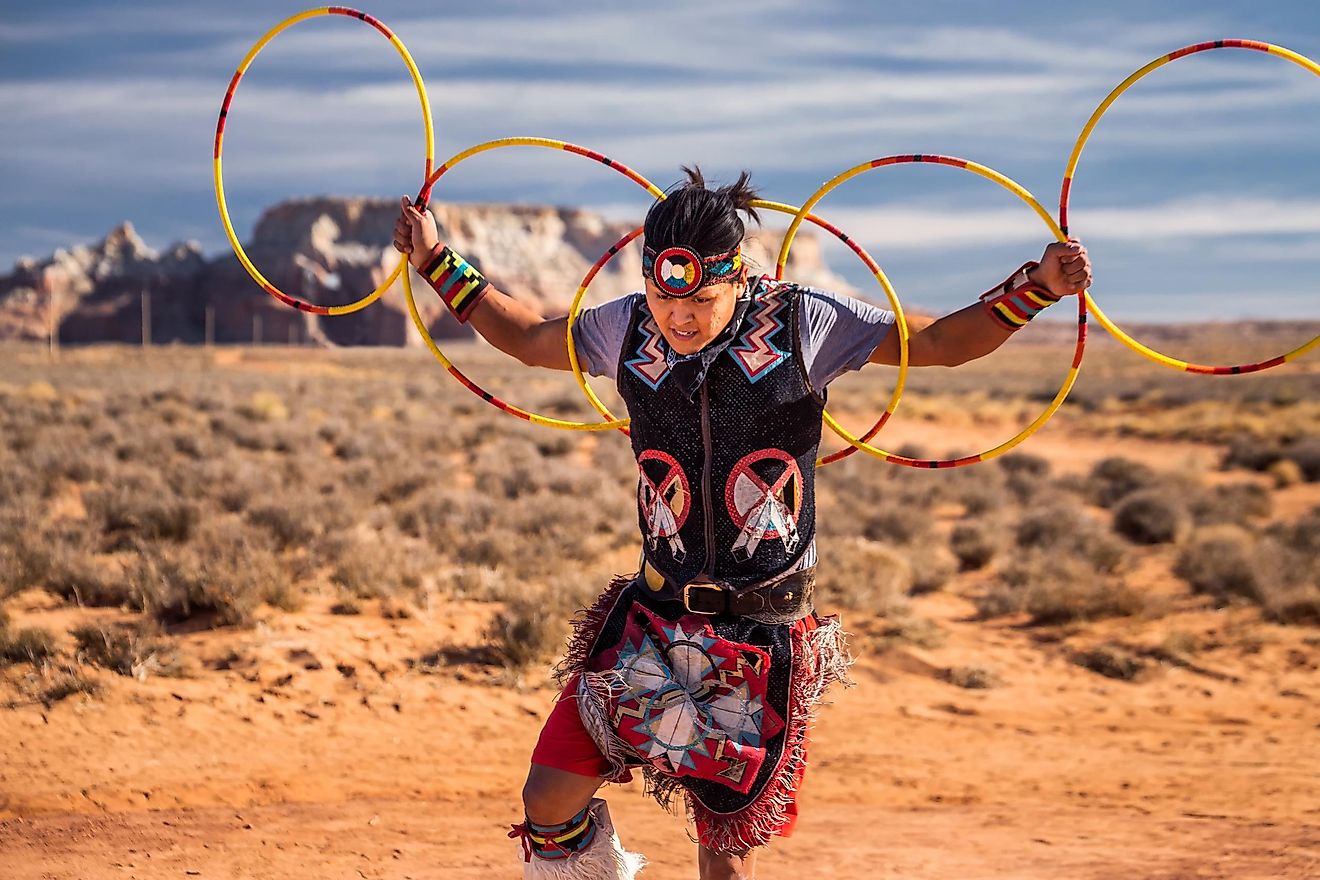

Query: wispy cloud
(2, 0), (1319, 329)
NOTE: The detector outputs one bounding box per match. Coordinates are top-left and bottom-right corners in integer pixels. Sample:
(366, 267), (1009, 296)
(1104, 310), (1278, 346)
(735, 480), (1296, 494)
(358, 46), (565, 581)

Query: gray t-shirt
(571, 285), (895, 388)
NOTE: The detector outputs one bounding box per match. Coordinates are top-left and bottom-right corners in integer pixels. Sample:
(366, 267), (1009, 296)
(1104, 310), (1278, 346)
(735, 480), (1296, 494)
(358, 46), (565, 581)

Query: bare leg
(699, 845), (758, 880)
(521, 763), (606, 825)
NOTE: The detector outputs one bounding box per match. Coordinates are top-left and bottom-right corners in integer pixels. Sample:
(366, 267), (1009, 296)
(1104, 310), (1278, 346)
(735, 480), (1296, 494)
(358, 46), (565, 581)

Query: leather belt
(641, 559), (815, 621)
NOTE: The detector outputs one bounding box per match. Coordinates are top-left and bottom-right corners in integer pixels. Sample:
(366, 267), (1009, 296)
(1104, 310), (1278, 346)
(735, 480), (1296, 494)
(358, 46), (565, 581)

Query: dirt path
(2, 587), (1318, 879)
(4, 798), (1316, 880)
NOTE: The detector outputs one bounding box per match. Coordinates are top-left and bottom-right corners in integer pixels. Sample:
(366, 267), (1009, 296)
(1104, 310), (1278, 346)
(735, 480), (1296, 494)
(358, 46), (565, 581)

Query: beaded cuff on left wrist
(979, 261), (1059, 331)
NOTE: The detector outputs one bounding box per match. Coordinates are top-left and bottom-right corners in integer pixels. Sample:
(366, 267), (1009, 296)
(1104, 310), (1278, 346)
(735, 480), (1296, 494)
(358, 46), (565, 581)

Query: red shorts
(530, 676), (806, 841)
(530, 678), (619, 780)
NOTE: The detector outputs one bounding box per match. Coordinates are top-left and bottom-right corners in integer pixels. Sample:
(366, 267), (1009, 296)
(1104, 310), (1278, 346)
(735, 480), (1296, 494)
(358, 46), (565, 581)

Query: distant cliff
(0, 199), (856, 346)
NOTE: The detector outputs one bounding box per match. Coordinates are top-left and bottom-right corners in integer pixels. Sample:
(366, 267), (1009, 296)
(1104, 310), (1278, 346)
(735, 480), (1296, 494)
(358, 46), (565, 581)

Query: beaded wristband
(980, 261), (1060, 331)
(420, 244), (490, 323)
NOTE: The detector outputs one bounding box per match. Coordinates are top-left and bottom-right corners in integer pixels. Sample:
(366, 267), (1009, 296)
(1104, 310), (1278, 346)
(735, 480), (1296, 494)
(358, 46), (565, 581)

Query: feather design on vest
(728, 450), (802, 562)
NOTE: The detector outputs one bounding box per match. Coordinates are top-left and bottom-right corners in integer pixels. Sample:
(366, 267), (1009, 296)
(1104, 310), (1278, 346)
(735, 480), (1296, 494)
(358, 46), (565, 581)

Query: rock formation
(0, 199), (856, 346)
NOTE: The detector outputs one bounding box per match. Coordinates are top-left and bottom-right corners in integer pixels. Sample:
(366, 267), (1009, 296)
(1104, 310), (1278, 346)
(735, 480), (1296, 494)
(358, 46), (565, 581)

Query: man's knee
(520, 777), (559, 825)
(521, 765), (597, 825)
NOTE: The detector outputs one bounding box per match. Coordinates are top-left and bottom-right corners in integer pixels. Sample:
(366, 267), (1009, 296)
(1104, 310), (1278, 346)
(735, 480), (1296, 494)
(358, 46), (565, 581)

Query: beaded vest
(616, 277), (825, 589)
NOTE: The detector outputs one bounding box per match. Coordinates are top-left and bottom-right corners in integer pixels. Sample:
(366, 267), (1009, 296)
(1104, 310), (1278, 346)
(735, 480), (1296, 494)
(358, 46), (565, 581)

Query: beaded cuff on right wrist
(420, 245), (490, 323)
(979, 261), (1059, 331)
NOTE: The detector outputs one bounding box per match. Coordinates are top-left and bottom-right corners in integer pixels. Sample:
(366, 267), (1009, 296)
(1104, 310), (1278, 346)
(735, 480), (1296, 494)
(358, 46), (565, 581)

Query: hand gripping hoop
(565, 199), (913, 465)
(401, 137), (664, 430)
(214, 7), (435, 315)
(777, 155), (1085, 469)
(1062, 40), (1320, 375)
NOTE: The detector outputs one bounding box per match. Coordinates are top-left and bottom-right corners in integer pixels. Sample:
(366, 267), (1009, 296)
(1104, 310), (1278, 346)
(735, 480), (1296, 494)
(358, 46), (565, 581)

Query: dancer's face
(644, 277), (745, 355)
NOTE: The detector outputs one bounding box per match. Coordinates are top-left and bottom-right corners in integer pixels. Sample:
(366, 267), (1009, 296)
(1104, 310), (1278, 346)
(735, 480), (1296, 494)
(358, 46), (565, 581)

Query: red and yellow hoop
(402, 137), (664, 431)
(1062, 40), (1320, 375)
(214, 7), (434, 316)
(778, 155), (1084, 469)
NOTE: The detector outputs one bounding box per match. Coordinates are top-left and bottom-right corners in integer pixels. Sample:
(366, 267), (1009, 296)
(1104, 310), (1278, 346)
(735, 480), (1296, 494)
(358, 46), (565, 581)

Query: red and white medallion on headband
(651, 246), (705, 296)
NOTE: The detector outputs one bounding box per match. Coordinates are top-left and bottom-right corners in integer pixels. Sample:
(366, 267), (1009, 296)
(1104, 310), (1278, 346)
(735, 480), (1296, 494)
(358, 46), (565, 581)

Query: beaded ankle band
(516, 805), (597, 861)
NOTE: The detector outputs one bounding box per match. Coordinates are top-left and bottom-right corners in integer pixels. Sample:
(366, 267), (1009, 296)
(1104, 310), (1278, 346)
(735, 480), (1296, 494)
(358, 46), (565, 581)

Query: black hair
(643, 165), (761, 259)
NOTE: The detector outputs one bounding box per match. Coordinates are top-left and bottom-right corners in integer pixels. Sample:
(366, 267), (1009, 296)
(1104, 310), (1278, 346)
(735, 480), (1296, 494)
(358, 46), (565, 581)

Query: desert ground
(2, 333), (1318, 879)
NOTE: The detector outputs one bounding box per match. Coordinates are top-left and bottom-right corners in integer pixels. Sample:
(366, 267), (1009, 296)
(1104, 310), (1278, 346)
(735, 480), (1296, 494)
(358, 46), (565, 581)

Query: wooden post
(253, 313), (262, 346)
(48, 288), (59, 361)
(204, 305), (215, 347)
(141, 290), (151, 349)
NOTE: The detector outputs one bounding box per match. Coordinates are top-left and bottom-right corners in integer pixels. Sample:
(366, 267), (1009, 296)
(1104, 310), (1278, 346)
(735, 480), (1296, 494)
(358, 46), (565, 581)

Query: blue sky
(2, 0), (1319, 321)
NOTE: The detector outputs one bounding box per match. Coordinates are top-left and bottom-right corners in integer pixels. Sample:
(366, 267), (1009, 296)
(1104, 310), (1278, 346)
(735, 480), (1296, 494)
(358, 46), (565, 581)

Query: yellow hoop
(404, 137), (663, 430)
(778, 155), (1082, 468)
(1062, 40), (1320, 375)
(214, 7), (434, 316)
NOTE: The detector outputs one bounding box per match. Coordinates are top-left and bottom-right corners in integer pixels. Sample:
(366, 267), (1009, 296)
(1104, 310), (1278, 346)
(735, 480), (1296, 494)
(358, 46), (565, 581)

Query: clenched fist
(393, 196), (441, 269)
(1029, 239), (1092, 298)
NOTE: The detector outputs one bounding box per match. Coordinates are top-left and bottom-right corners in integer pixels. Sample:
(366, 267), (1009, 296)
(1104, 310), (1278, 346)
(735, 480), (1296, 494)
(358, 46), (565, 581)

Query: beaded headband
(642, 245), (743, 297)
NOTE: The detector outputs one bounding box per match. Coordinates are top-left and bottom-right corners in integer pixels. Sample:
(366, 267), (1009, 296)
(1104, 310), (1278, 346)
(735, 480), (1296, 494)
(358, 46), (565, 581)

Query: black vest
(617, 277), (825, 589)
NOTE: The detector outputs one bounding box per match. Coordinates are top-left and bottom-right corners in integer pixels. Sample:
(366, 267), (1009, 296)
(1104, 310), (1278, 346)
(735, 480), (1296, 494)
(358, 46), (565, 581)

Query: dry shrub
(1087, 457), (1158, 508)
(27, 434), (113, 488)
(130, 521), (287, 628)
(999, 452), (1050, 478)
(71, 622), (183, 679)
(246, 499), (322, 549)
(471, 438), (552, 500)
(1160, 630), (1201, 657)
(907, 545), (957, 595)
(1113, 490), (1190, 545)
(1268, 459), (1304, 488)
(1072, 645), (1146, 681)
(39, 669), (101, 705)
(1282, 436), (1320, 481)
(874, 614), (946, 649)
(0, 626), (58, 665)
(237, 391), (288, 423)
(861, 507), (931, 546)
(1, 523), (57, 599)
(486, 575), (598, 670)
(487, 595), (566, 670)
(44, 552), (131, 608)
(1016, 504), (1128, 574)
(1188, 482), (1272, 527)
(951, 520), (996, 571)
(397, 488), (500, 544)
(327, 529), (433, 599)
(978, 551), (1143, 625)
(1259, 512), (1320, 625)
(376, 470), (431, 505)
(1260, 590), (1320, 626)
(1173, 522), (1319, 624)
(1175, 525), (1265, 604)
(816, 537), (911, 615)
(940, 665), (1004, 689)
(88, 484), (197, 546)
(1223, 434), (1320, 482)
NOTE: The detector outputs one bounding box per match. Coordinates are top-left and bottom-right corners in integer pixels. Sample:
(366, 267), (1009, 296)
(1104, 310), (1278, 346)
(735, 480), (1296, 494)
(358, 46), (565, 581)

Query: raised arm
(394, 197), (574, 371)
(867, 239), (1091, 367)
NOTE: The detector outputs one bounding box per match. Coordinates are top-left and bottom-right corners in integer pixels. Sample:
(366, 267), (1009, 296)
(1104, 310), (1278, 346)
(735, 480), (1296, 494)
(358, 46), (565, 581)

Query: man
(394, 168), (1090, 880)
